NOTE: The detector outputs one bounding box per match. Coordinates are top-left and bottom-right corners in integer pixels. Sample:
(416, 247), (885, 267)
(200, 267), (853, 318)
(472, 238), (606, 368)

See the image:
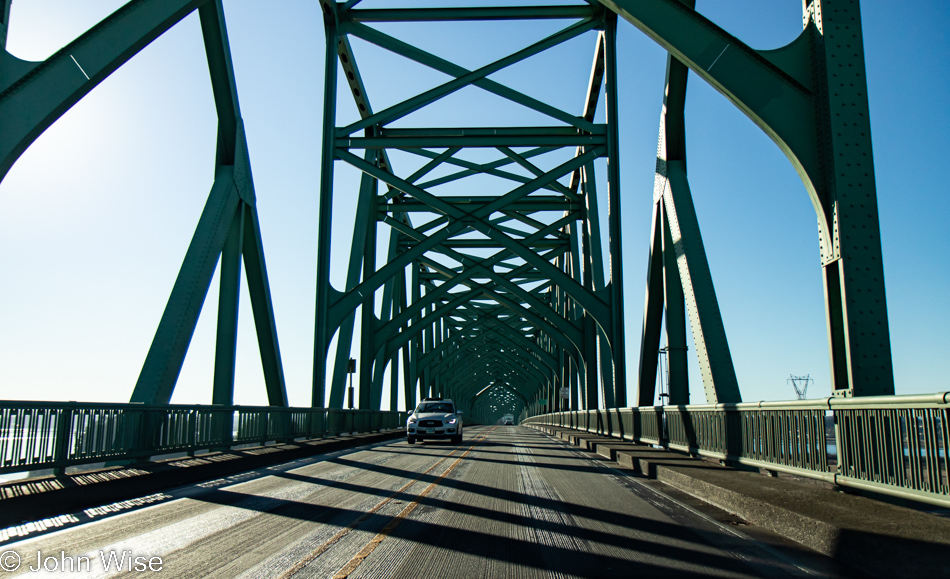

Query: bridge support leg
(638, 50), (740, 405)
(130, 2), (288, 406)
(662, 204), (689, 405)
(604, 12), (628, 409)
(602, 0), (895, 398)
(806, 0), (894, 397)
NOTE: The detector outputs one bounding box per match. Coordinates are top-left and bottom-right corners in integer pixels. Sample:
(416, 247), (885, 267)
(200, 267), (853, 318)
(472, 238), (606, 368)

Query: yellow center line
(332, 426), (497, 579)
(280, 427), (494, 579)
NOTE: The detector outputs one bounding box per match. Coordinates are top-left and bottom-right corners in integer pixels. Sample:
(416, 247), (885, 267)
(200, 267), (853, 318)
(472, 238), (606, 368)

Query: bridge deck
(0, 426), (827, 578)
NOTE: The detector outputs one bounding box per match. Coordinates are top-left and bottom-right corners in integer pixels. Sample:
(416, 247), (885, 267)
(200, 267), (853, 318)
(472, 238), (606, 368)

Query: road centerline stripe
(279, 428), (493, 579)
(331, 427), (496, 579)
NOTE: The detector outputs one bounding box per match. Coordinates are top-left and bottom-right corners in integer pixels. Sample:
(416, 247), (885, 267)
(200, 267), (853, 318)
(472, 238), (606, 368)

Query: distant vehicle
(407, 398), (463, 444)
(502, 413), (514, 426)
(504, 419), (513, 425)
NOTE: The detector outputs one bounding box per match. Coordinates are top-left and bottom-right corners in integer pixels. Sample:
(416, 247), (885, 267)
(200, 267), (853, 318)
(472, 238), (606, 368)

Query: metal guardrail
(522, 393), (950, 508)
(0, 401), (408, 475)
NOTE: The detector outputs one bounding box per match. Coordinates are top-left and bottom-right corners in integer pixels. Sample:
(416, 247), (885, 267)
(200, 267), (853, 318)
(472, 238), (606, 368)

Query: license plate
(426, 428), (435, 434)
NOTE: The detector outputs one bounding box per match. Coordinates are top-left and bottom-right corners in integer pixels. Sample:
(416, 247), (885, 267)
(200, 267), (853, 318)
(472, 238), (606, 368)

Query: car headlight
(408, 416), (417, 424)
(446, 417), (457, 424)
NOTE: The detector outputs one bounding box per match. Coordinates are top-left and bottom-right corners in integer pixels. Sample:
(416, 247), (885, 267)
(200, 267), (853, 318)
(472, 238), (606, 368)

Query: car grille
(419, 419), (442, 427)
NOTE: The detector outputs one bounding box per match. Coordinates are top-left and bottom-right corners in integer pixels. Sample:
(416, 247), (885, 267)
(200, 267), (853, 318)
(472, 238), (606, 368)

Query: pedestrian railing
(0, 401), (407, 475)
(523, 393), (950, 508)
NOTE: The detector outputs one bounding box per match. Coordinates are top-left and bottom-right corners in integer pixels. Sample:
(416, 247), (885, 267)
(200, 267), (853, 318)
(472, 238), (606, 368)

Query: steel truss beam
(612, 0), (894, 400)
(0, 0), (288, 406)
(2, 0), (893, 417)
(315, 3), (626, 414)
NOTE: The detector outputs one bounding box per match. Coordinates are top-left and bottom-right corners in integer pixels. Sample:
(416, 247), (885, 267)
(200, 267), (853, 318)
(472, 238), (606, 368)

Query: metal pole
(347, 357), (356, 410)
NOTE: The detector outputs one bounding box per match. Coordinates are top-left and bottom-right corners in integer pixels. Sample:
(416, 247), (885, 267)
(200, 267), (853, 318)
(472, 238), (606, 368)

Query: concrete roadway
(3, 426), (819, 578)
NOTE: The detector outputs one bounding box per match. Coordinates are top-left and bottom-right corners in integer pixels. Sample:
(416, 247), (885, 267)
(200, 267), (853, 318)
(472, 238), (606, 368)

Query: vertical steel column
(807, 0), (894, 397)
(358, 169), (378, 410)
(369, 223), (402, 408)
(603, 12), (627, 408)
(327, 153), (377, 408)
(390, 353), (399, 411)
(581, 164), (618, 409)
(313, 1), (339, 407)
(408, 263), (422, 409)
(401, 267), (414, 411)
(213, 203), (245, 405)
(584, 319), (599, 410)
(637, 202), (664, 406)
(578, 194), (599, 411)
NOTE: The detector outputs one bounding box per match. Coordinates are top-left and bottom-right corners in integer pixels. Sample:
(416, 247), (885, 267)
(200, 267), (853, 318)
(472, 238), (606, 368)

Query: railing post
(327, 409), (338, 436)
(128, 407), (143, 461)
(258, 409), (267, 444)
(51, 406), (72, 476)
(658, 406), (667, 446)
(186, 408), (196, 457)
(213, 407), (232, 451)
(279, 409), (292, 442)
(224, 407), (234, 447)
(148, 407), (162, 461)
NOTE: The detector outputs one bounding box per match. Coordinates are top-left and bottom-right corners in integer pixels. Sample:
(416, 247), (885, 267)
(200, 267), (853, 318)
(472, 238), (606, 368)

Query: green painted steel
(645, 48), (741, 404)
(0, 0), (290, 409)
(524, 392), (950, 508)
(602, 0), (894, 398)
(0, 0), (209, 179)
(313, 3), (626, 415)
(0, 401), (407, 476)
(0, 0), (905, 475)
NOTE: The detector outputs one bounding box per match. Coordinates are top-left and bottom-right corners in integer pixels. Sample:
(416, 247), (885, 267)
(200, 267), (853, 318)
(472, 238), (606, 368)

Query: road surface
(1, 426), (816, 578)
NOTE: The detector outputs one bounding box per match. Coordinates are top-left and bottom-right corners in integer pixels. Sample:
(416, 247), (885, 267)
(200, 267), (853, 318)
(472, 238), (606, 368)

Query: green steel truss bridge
(1, 0), (948, 513)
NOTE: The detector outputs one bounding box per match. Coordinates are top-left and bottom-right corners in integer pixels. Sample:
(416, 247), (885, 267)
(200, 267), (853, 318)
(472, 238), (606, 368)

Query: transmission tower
(788, 374), (813, 400)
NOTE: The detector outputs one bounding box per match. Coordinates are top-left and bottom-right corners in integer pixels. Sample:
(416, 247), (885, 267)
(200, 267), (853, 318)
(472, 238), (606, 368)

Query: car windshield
(416, 403), (453, 414)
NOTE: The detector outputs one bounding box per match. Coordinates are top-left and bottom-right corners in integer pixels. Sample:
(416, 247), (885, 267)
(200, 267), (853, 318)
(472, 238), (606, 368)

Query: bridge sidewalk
(527, 424), (950, 578)
(0, 429), (405, 531)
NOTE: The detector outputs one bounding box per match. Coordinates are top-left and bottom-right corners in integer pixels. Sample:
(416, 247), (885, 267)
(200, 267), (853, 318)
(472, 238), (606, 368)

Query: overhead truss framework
(316, 0), (896, 414)
(0, 0), (894, 413)
(314, 1), (628, 415)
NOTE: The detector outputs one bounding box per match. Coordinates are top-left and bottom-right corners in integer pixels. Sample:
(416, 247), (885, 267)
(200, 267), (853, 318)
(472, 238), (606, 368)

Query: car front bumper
(407, 426), (459, 439)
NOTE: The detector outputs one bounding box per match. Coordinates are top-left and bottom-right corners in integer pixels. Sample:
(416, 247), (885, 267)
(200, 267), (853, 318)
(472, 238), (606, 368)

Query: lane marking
(279, 428), (493, 579)
(331, 427), (496, 579)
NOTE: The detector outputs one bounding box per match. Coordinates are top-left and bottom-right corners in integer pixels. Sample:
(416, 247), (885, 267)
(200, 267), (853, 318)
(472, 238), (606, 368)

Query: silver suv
(407, 398), (463, 444)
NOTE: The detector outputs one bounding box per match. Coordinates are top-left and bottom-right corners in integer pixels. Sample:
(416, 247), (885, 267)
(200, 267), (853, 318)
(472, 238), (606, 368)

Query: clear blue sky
(1, 1), (947, 408)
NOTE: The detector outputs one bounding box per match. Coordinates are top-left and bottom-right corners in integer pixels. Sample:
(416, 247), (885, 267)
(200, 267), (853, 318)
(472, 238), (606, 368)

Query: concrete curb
(0, 429), (406, 528)
(527, 424), (950, 578)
